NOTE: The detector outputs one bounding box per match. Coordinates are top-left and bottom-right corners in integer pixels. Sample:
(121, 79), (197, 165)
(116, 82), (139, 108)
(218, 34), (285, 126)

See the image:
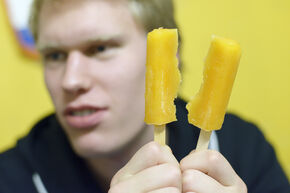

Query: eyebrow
(37, 34), (123, 53)
(37, 42), (60, 53)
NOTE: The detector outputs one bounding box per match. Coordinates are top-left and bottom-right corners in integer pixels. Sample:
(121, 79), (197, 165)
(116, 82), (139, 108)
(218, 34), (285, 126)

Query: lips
(64, 105), (108, 129)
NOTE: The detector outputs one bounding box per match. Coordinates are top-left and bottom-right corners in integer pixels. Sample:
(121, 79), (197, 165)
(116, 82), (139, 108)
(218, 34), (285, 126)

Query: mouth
(69, 109), (98, 116)
(64, 106), (108, 129)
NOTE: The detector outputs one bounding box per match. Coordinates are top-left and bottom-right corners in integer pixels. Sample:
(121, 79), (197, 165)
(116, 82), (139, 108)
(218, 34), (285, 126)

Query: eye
(96, 45), (106, 52)
(86, 45), (107, 56)
(43, 51), (67, 62)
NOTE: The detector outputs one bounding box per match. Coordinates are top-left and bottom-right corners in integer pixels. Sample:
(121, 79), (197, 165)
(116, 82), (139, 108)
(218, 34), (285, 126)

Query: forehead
(37, 0), (142, 48)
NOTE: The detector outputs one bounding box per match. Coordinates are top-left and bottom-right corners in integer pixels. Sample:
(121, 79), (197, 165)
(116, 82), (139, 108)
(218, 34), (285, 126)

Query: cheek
(110, 59), (146, 124)
(109, 46), (146, 90)
(44, 69), (54, 95)
(107, 58), (146, 102)
(44, 68), (63, 105)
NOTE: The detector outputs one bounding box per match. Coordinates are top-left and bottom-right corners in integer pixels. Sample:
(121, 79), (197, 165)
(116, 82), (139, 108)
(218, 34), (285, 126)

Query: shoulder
(0, 114), (57, 193)
(218, 113), (265, 153)
(218, 113), (272, 162)
(16, 113), (61, 155)
(219, 114), (290, 193)
(0, 145), (37, 192)
(0, 147), (29, 176)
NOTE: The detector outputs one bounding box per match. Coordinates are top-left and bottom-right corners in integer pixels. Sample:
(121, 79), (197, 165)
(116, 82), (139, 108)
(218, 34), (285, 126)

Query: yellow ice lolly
(145, 28), (181, 145)
(186, 36), (241, 132)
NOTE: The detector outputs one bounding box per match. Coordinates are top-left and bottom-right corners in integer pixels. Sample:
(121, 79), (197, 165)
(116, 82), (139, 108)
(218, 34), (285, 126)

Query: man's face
(38, 0), (150, 157)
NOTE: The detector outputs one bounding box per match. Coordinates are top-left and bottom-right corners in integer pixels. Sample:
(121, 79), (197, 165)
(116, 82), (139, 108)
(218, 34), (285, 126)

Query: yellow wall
(175, 0), (290, 178)
(0, 2), (53, 151)
(0, 0), (289, 178)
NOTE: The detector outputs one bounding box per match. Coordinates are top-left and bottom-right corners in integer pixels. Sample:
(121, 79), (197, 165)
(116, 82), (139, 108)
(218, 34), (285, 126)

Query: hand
(109, 142), (182, 193)
(180, 150), (247, 193)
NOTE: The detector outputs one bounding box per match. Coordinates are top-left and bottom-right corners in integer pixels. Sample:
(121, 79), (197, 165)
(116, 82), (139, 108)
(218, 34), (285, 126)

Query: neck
(85, 124), (154, 191)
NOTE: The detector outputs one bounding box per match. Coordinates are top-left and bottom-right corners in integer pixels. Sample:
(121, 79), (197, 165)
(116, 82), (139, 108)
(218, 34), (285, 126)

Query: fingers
(110, 143), (246, 193)
(148, 187), (180, 193)
(133, 163), (181, 191)
(110, 163), (181, 193)
(111, 141), (179, 187)
(180, 150), (238, 186)
(182, 169), (223, 193)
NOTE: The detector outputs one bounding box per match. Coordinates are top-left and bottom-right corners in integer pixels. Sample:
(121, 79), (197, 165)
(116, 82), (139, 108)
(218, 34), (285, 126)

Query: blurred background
(0, 0), (289, 179)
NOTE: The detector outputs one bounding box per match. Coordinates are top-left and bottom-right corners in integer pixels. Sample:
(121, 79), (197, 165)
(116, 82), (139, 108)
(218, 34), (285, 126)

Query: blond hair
(29, 0), (179, 41)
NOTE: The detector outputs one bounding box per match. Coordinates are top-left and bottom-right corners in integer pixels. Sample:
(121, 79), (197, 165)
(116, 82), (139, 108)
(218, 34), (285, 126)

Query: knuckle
(166, 187), (181, 193)
(145, 142), (162, 159)
(161, 163), (182, 188)
(242, 182), (248, 193)
(148, 187), (180, 193)
(182, 169), (200, 185)
(207, 150), (223, 166)
(108, 182), (129, 193)
(236, 178), (248, 193)
(179, 157), (189, 172)
(110, 175), (118, 187)
(179, 158), (186, 170)
(165, 163), (182, 180)
(110, 168), (125, 186)
(227, 177), (248, 193)
(108, 185), (121, 193)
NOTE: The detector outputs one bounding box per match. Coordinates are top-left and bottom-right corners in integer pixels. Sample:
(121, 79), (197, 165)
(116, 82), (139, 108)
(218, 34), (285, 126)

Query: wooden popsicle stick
(154, 125), (166, 145)
(196, 130), (212, 151)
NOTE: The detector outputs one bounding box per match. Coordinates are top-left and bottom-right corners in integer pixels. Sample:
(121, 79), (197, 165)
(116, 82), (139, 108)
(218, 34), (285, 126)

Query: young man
(0, 0), (289, 192)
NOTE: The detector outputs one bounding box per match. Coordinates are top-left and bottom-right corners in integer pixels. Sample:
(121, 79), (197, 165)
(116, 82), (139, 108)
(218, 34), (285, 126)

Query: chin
(69, 132), (128, 158)
(59, 117), (147, 159)
(57, 118), (121, 158)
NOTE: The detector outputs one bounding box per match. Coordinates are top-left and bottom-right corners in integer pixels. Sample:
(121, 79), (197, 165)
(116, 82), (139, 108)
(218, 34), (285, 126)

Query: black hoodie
(0, 98), (289, 193)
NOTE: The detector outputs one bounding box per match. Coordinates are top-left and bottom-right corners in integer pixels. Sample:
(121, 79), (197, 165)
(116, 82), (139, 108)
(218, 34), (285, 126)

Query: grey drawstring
(32, 173), (48, 193)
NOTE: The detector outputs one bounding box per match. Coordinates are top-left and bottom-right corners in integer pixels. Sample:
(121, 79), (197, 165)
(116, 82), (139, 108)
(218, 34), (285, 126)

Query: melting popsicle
(145, 28), (181, 145)
(186, 35), (241, 150)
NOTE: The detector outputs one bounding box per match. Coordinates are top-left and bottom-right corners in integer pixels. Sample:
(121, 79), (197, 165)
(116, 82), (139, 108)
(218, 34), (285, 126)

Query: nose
(62, 51), (91, 94)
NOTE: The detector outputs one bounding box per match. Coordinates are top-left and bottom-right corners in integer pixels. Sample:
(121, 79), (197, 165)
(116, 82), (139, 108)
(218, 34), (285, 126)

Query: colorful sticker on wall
(4, 0), (38, 58)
